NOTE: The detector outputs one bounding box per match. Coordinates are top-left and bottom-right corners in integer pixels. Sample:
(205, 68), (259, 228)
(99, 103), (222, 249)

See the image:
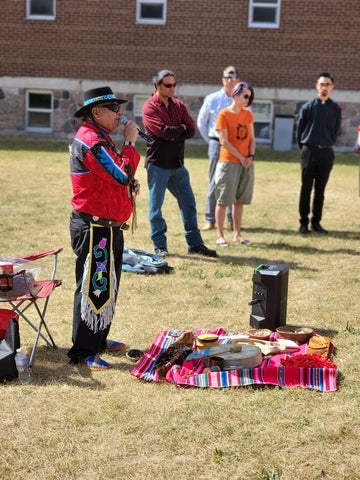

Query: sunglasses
(223, 76), (238, 81)
(102, 103), (121, 113)
(243, 94), (250, 100)
(162, 83), (176, 88)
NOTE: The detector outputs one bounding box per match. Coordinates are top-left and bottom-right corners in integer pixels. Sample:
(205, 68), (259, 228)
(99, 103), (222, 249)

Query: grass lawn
(0, 136), (359, 480)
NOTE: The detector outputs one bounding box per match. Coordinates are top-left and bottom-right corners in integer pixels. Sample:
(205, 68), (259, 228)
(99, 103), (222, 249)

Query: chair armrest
(20, 248), (63, 280)
(22, 247), (63, 262)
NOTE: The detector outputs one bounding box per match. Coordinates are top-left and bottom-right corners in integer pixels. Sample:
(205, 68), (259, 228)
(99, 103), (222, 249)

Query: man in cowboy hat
(68, 86), (141, 370)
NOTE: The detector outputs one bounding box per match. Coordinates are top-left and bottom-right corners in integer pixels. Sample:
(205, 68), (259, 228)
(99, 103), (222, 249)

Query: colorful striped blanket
(130, 328), (337, 392)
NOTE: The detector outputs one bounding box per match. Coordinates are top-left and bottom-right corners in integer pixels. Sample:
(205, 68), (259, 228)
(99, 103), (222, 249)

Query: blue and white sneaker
(105, 339), (127, 352)
(81, 354), (112, 371)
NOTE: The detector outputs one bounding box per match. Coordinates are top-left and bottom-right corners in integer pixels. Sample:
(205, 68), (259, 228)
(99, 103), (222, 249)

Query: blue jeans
(146, 163), (203, 250)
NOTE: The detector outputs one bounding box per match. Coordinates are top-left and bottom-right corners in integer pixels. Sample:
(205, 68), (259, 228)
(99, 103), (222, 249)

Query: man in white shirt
(197, 66), (239, 230)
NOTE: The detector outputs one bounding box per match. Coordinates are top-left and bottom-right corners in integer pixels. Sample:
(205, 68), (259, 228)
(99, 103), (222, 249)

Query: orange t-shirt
(216, 108), (254, 163)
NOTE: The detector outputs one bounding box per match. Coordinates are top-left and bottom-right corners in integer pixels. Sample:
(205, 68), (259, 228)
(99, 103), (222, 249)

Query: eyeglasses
(236, 93), (250, 100)
(162, 83), (176, 88)
(102, 103), (121, 113)
(223, 76), (238, 81)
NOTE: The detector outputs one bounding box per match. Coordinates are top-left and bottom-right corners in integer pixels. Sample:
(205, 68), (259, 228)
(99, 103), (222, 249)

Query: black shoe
(299, 224), (310, 234)
(311, 223), (328, 234)
(155, 248), (168, 258)
(188, 244), (218, 258)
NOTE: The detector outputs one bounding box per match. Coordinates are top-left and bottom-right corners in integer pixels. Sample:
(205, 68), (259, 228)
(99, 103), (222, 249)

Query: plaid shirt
(142, 94), (195, 169)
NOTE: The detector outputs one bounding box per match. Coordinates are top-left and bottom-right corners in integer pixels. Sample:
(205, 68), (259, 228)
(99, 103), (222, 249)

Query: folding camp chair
(0, 247), (62, 366)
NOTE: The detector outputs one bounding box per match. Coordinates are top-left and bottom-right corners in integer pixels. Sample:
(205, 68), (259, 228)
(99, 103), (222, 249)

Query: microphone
(120, 115), (153, 142)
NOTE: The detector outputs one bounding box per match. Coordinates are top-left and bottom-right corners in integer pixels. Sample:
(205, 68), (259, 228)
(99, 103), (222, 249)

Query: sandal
(241, 239), (251, 246)
(216, 237), (228, 247)
(233, 237), (251, 246)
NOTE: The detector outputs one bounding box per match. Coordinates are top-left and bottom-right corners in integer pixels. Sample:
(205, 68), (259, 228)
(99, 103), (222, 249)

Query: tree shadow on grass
(215, 254), (315, 272)
(172, 252), (316, 271)
(173, 228), (359, 266)
(245, 226), (360, 242)
(252, 241), (359, 257)
(22, 345), (135, 388)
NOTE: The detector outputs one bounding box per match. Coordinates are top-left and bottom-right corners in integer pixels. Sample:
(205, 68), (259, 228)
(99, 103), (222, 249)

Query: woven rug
(130, 327), (337, 392)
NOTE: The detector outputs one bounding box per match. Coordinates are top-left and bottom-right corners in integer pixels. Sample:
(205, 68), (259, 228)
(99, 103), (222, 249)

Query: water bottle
(15, 348), (31, 384)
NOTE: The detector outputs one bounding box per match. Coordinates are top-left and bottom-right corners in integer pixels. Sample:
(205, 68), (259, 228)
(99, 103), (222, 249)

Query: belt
(72, 211), (129, 230)
(209, 136), (219, 142)
(307, 144), (332, 149)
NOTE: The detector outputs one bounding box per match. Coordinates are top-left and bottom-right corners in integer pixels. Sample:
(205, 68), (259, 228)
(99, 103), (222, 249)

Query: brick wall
(0, 1), (359, 145)
(1, 0), (359, 90)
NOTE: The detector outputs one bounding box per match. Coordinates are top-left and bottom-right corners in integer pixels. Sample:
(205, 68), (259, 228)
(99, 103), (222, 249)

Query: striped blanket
(130, 328), (337, 392)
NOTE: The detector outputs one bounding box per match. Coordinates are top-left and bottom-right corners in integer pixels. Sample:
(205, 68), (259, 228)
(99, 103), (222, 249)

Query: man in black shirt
(297, 72), (342, 234)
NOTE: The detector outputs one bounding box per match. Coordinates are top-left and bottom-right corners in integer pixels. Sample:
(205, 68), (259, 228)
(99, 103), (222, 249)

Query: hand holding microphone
(120, 115), (153, 142)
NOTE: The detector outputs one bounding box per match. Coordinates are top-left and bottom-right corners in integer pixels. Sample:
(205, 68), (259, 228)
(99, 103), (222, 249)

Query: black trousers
(299, 146), (334, 225)
(67, 214), (124, 363)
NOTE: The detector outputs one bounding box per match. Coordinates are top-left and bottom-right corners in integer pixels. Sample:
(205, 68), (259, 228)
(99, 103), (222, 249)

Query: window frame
(136, 0), (167, 25)
(251, 100), (274, 144)
(25, 90), (53, 133)
(133, 94), (149, 131)
(248, 0), (281, 29)
(26, 0), (56, 20)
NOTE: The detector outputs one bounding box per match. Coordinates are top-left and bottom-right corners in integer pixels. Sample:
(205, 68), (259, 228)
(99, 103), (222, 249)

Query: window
(26, 91), (53, 132)
(251, 100), (273, 144)
(27, 0), (55, 20)
(136, 0), (166, 25)
(133, 95), (149, 131)
(249, 0), (280, 28)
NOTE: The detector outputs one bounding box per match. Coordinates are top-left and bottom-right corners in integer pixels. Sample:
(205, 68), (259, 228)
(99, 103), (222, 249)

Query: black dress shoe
(299, 224), (310, 234)
(188, 244), (218, 257)
(311, 223), (328, 234)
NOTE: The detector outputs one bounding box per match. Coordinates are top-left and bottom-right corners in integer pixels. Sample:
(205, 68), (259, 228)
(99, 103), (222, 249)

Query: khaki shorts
(215, 161), (254, 205)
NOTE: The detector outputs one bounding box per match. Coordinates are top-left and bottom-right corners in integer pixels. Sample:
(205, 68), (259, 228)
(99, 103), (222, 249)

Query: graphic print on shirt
(236, 124), (248, 140)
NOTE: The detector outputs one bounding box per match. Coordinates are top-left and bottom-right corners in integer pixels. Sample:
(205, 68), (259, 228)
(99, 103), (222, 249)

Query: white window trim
(133, 94), (150, 133)
(134, 95), (148, 118)
(136, 0), (167, 25)
(248, 0), (281, 29)
(26, 0), (56, 20)
(26, 90), (53, 133)
(252, 100), (274, 144)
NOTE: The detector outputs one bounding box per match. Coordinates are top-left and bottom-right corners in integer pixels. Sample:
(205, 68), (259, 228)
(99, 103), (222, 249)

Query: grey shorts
(215, 162), (254, 205)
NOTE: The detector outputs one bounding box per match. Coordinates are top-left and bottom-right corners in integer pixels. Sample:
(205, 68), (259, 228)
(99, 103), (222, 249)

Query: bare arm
(218, 123), (255, 168)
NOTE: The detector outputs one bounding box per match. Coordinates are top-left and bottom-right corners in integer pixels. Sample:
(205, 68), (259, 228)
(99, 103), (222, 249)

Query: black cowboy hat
(74, 86), (127, 118)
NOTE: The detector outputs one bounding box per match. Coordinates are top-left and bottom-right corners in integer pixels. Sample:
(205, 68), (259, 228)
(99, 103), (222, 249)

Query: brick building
(1, 0), (359, 148)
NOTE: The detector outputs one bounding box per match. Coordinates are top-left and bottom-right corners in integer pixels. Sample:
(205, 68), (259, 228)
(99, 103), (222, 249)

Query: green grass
(0, 136), (359, 480)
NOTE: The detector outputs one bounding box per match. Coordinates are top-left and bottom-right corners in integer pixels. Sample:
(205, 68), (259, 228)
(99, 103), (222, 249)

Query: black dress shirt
(297, 97), (342, 148)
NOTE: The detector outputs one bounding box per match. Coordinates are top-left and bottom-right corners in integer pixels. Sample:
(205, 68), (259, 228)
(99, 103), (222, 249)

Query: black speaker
(249, 263), (289, 331)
